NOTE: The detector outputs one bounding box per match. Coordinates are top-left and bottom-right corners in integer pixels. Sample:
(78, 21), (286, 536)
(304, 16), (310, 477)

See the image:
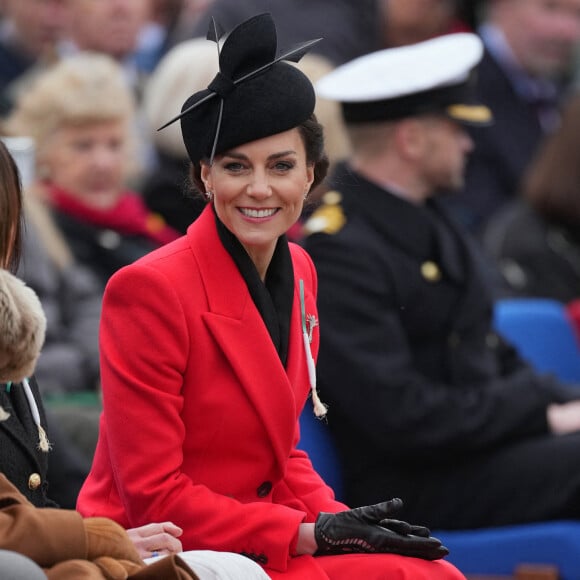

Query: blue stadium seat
(298, 407), (580, 579)
(298, 410), (344, 501)
(436, 522), (580, 579)
(494, 298), (580, 383)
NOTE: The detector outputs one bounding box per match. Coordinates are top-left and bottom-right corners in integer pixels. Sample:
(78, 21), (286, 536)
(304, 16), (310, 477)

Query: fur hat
(0, 269), (46, 383)
(159, 13), (321, 164)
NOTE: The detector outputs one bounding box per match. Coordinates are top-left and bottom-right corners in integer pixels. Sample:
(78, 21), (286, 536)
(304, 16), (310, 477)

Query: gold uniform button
(421, 261), (441, 282)
(28, 473), (41, 490)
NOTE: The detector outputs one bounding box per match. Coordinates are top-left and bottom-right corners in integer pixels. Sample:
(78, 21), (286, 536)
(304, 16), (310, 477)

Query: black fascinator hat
(159, 13), (321, 165)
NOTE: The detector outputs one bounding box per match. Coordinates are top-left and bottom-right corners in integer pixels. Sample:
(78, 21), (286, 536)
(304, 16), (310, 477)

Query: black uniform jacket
(303, 163), (578, 481)
(0, 376), (54, 508)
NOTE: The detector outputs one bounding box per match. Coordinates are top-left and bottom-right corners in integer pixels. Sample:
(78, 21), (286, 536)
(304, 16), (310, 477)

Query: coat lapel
(186, 207), (300, 471)
(0, 381), (45, 472)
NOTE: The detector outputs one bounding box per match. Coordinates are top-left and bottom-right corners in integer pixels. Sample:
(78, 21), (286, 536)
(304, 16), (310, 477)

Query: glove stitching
(318, 529), (376, 553)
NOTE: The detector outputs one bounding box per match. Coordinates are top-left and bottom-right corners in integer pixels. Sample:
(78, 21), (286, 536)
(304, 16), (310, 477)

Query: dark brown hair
(0, 140), (23, 272)
(522, 94), (580, 226)
(189, 114), (329, 199)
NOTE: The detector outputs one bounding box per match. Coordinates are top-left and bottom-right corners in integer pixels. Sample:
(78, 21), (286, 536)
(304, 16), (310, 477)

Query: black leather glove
(314, 498), (449, 560)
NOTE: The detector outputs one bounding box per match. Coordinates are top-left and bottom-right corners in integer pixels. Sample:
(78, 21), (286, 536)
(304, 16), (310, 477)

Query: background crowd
(1, 0), (580, 576)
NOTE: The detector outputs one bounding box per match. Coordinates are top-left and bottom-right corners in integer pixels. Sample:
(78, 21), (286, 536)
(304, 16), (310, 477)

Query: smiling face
(41, 119), (128, 209)
(201, 128), (314, 278)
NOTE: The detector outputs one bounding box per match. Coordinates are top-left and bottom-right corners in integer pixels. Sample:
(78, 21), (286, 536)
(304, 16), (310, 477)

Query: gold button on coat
(421, 261), (441, 282)
(28, 473), (41, 490)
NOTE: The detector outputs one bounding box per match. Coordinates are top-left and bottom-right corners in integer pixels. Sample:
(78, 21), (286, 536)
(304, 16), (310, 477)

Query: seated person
(304, 32), (580, 530)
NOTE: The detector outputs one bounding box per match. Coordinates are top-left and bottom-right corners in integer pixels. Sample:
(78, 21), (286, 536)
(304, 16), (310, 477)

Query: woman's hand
(126, 521), (184, 559)
(547, 400), (580, 435)
(313, 498), (449, 560)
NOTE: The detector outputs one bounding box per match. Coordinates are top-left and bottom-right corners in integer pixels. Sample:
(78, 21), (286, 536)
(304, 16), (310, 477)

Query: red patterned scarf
(47, 184), (181, 246)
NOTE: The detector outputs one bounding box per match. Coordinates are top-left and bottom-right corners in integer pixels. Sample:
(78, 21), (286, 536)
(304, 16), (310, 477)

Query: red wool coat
(77, 206), (463, 580)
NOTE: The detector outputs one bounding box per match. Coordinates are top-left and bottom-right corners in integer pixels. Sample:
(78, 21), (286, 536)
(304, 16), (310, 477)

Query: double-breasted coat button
(421, 261), (441, 282)
(28, 473), (41, 490)
(256, 481), (272, 497)
(448, 332), (461, 348)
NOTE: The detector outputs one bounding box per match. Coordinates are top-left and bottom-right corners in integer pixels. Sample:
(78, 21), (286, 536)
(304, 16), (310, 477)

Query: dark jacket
(0, 377), (54, 508)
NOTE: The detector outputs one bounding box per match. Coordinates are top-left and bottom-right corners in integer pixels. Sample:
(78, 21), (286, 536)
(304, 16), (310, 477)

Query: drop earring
(205, 190), (213, 201)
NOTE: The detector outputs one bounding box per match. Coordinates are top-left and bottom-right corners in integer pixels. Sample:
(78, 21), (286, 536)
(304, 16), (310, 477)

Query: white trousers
(145, 550), (271, 579)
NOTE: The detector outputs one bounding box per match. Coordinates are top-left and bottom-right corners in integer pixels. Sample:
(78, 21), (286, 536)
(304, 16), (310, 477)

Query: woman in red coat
(77, 12), (465, 580)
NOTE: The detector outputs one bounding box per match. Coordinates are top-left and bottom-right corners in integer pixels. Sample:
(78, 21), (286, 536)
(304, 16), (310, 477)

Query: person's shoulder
(104, 235), (190, 288)
(302, 190), (347, 239)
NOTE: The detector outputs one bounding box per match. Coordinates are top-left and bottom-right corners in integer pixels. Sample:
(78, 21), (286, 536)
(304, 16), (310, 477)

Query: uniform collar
(330, 162), (466, 283)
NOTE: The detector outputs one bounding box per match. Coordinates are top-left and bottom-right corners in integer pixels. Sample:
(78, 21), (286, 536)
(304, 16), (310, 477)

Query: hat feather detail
(159, 12), (320, 165)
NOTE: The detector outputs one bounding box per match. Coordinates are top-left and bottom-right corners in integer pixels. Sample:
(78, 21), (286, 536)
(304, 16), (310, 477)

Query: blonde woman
(5, 53), (180, 287)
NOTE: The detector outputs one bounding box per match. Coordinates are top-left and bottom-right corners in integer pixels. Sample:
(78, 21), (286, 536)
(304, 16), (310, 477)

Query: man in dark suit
(444, 0), (580, 233)
(303, 32), (580, 530)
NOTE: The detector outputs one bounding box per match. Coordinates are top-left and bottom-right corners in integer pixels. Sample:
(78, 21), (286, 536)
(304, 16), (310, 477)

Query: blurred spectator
(444, 0), (580, 234)
(141, 37), (216, 233)
(0, 135), (101, 398)
(0, 0), (69, 115)
(135, 0), (217, 73)
(384, 0), (470, 48)
(135, 0), (185, 74)
(169, 0), (216, 42)
(62, 0), (151, 97)
(483, 92), (580, 303)
(189, 0), (468, 66)
(293, 53), (351, 170)
(18, 194), (102, 396)
(5, 52), (180, 288)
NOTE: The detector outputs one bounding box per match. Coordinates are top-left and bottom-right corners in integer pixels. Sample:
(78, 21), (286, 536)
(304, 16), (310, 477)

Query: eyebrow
(223, 150), (298, 161)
